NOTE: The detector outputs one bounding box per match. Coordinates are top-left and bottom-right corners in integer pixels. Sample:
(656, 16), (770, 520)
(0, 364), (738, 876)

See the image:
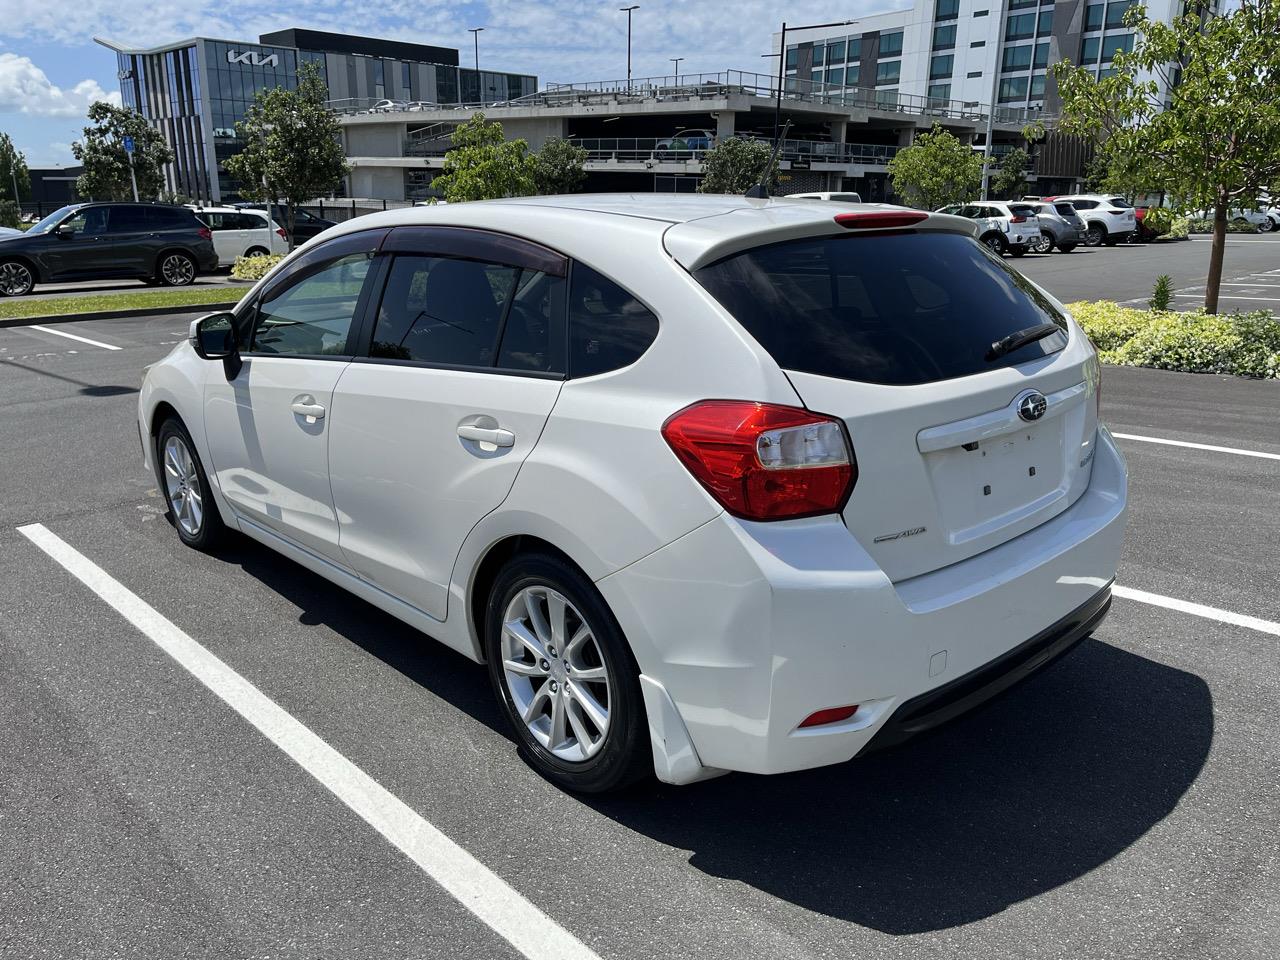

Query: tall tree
(990, 147), (1030, 200)
(431, 113), (536, 202)
(72, 102), (172, 201)
(0, 133), (30, 204)
(1054, 1), (1280, 313)
(532, 138), (588, 195)
(886, 124), (985, 211)
(225, 63), (350, 249)
(697, 137), (778, 194)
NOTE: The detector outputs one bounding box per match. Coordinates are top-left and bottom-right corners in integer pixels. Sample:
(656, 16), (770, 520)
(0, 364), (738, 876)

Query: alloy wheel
(1085, 225), (1105, 247)
(500, 585), (612, 762)
(0, 261), (34, 296)
(1033, 232), (1053, 254)
(161, 254), (195, 286)
(162, 435), (204, 537)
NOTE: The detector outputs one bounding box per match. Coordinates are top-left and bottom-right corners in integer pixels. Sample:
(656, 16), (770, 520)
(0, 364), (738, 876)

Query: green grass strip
(0, 286), (242, 320)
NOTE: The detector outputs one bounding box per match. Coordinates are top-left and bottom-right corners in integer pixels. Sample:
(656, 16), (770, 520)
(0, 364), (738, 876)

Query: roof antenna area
(745, 119), (792, 199)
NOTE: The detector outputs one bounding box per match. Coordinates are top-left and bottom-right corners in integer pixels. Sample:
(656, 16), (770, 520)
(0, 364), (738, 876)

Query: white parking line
(1173, 294), (1280, 302)
(27, 324), (122, 351)
(1112, 432), (1280, 461)
(1114, 585), (1280, 637)
(15, 522), (601, 960)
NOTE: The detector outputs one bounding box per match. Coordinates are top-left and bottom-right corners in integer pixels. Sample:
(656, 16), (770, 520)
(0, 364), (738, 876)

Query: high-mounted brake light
(834, 210), (928, 230)
(799, 705), (860, 728)
(661, 401), (856, 521)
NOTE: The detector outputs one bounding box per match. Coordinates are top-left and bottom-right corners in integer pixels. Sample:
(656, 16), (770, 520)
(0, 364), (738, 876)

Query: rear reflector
(834, 210), (928, 230)
(799, 705), (860, 728)
(662, 400), (855, 521)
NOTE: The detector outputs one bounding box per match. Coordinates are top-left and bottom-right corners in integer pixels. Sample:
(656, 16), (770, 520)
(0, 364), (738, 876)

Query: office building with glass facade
(97, 29), (537, 202)
(777, 0), (1210, 118)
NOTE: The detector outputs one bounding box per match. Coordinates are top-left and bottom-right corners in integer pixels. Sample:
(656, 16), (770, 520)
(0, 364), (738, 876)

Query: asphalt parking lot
(1, 309), (1278, 959)
(1009, 232), (1280, 308)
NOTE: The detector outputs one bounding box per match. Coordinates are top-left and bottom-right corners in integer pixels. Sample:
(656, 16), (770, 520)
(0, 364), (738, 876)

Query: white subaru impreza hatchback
(138, 195), (1127, 793)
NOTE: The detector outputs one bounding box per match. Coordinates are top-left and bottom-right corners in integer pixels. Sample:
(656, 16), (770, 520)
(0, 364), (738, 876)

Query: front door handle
(457, 415), (515, 448)
(291, 396), (326, 422)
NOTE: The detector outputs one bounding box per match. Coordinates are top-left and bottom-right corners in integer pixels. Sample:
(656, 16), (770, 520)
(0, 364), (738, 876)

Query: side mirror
(189, 312), (243, 379)
(54, 224), (74, 238)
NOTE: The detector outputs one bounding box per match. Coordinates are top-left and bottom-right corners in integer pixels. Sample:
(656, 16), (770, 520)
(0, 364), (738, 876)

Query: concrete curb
(0, 302), (240, 328)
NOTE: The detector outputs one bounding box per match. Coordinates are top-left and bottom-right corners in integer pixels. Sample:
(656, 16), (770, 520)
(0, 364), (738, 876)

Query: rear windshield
(1007, 203), (1038, 217)
(1054, 202), (1078, 216)
(1107, 197), (1133, 209)
(693, 231), (1069, 386)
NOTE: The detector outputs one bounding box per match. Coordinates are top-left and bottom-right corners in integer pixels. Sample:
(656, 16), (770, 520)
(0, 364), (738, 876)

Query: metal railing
(568, 136), (900, 167)
(328, 69), (1047, 127)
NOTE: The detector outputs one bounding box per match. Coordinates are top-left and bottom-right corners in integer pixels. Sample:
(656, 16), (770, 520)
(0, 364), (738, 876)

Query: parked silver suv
(1024, 200), (1085, 253)
(936, 201), (1040, 257)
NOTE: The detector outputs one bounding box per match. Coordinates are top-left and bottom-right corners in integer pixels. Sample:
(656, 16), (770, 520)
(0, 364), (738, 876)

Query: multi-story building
(778, 0), (1204, 122)
(96, 29), (537, 203)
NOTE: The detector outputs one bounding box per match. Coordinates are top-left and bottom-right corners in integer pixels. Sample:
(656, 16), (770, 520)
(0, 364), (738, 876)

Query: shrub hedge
(1069, 301), (1280, 378)
(230, 253), (285, 281)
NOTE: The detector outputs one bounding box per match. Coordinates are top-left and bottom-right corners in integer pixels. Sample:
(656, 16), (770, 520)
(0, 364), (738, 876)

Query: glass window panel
(1034, 41), (1049, 68)
(1101, 33), (1134, 61)
(935, 0), (960, 19)
(812, 44), (825, 66)
(880, 31), (904, 56)
(568, 264), (659, 378)
(1030, 74), (1046, 97)
(828, 40), (846, 62)
(876, 60), (901, 85)
(1006, 13), (1036, 40)
(930, 54), (954, 79)
(1081, 36), (1101, 62)
(928, 82), (952, 101)
(1085, 4), (1104, 29)
(847, 36), (862, 61)
(1002, 44), (1033, 71)
(933, 24), (957, 49)
(253, 253), (373, 356)
(1038, 10), (1053, 33)
(827, 67), (845, 85)
(1106, 0), (1134, 27)
(999, 75), (1029, 101)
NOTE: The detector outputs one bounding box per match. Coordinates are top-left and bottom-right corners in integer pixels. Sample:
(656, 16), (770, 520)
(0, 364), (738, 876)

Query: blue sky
(0, 0), (907, 167)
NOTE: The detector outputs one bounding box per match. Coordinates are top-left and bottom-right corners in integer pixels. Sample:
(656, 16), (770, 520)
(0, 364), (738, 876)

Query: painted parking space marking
(1114, 585), (1280, 637)
(16, 522), (602, 960)
(26, 324), (122, 351)
(1112, 432), (1280, 462)
(1173, 293), (1280, 302)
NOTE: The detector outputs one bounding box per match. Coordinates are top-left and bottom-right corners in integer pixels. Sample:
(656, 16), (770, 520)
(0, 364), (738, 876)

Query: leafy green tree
(0, 133), (30, 204)
(0, 200), (21, 229)
(72, 102), (172, 201)
(431, 113), (536, 202)
(697, 137), (778, 194)
(1054, 1), (1280, 313)
(887, 124), (984, 211)
(532, 137), (588, 195)
(990, 147), (1030, 200)
(226, 63), (349, 249)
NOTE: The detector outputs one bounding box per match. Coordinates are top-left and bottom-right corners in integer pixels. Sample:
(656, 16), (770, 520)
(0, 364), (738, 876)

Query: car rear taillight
(197, 226), (212, 241)
(799, 705), (860, 728)
(834, 210), (928, 230)
(1010, 215), (1027, 223)
(661, 400), (856, 521)
(276, 227), (288, 240)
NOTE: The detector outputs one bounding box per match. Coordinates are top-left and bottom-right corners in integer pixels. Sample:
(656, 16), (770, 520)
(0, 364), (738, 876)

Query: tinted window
(108, 207), (151, 232)
(252, 252), (372, 356)
(1069, 198), (1097, 209)
(692, 231), (1069, 386)
(238, 212), (269, 230)
(497, 269), (566, 372)
(1054, 203), (1078, 216)
(1008, 204), (1038, 217)
(1107, 196), (1133, 209)
(154, 207), (196, 229)
(62, 207), (110, 236)
(568, 264), (659, 378)
(370, 255), (520, 367)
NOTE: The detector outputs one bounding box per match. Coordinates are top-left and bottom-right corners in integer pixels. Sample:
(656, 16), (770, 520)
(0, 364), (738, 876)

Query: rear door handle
(457, 415), (515, 448)
(291, 396), (326, 422)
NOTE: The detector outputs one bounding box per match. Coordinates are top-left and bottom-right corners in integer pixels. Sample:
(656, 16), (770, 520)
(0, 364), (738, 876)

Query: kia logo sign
(227, 50), (279, 68)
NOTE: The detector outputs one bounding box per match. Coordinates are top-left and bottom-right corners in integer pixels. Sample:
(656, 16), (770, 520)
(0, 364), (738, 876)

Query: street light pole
(772, 19), (858, 141)
(468, 27), (484, 74)
(670, 57), (683, 84)
(619, 6), (639, 92)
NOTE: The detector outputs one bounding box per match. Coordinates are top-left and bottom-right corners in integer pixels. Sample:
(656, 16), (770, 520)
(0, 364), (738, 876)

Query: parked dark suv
(0, 202), (219, 297)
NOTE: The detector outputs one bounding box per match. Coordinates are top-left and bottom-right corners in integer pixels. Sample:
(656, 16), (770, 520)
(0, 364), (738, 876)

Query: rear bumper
(599, 427), (1128, 782)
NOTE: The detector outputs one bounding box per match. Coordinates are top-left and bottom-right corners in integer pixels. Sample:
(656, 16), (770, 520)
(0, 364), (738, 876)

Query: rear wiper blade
(986, 322), (1063, 361)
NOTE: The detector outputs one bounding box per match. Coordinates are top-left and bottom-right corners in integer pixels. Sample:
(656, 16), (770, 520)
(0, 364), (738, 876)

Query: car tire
(1260, 217), (1276, 233)
(244, 246), (270, 258)
(1085, 224), (1106, 247)
(1009, 245), (1027, 258)
(155, 418), (226, 551)
(0, 259), (35, 297)
(1032, 232), (1054, 254)
(157, 251), (197, 287)
(1057, 243), (1077, 253)
(484, 553), (650, 794)
(982, 233), (1008, 256)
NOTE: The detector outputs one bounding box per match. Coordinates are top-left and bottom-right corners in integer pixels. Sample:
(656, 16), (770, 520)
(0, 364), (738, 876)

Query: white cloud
(0, 54), (120, 117)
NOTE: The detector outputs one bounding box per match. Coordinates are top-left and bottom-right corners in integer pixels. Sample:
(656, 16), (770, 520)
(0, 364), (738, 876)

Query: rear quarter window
(692, 231), (1069, 386)
(568, 264), (658, 377)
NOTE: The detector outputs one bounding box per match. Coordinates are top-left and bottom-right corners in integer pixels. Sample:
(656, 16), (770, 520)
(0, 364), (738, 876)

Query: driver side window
(250, 252), (373, 357)
(62, 207), (110, 236)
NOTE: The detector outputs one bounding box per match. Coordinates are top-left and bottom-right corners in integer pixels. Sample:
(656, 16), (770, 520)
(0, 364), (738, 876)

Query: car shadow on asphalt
(217, 536), (1212, 936)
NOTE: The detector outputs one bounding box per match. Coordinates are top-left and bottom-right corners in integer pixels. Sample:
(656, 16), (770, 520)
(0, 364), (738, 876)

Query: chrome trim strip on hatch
(915, 380), (1088, 454)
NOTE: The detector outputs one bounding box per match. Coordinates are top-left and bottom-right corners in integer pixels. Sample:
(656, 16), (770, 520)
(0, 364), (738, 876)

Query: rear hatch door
(691, 227), (1100, 582)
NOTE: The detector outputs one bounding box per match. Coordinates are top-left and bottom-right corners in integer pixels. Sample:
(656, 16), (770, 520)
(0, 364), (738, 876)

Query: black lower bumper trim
(861, 584), (1113, 754)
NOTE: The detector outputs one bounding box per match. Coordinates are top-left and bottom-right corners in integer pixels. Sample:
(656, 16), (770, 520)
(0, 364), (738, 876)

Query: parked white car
(936, 201), (1041, 256)
(190, 206), (288, 267)
(139, 195), (1127, 793)
(1190, 206), (1272, 231)
(1045, 194), (1136, 246)
(785, 191), (864, 203)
